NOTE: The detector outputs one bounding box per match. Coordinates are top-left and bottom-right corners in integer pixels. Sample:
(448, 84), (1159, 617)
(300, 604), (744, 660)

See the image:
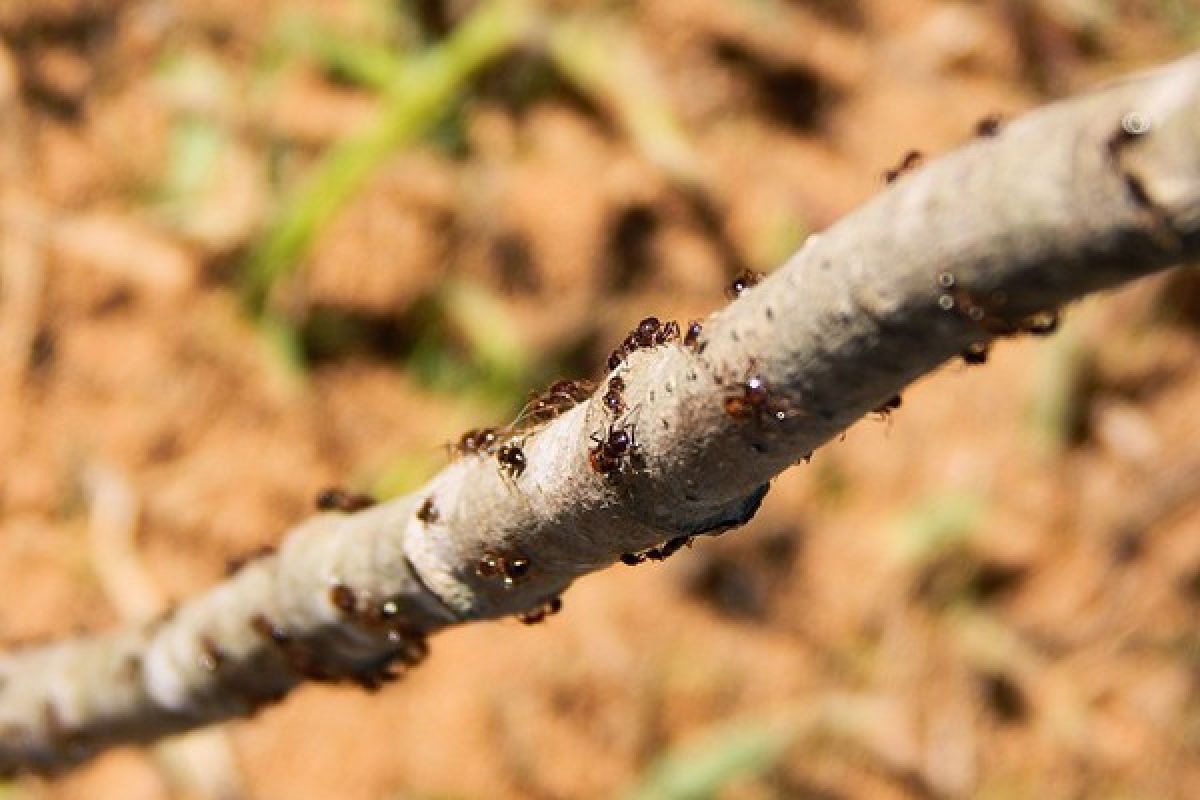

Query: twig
(3, 53), (1200, 776)
(83, 463), (244, 799)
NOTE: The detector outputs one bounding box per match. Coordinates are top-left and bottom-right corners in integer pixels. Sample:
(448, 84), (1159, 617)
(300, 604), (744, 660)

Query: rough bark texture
(3, 53), (1200, 776)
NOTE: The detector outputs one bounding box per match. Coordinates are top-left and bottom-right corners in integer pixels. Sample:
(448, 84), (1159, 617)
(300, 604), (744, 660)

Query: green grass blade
(245, 0), (536, 312)
(624, 719), (793, 800)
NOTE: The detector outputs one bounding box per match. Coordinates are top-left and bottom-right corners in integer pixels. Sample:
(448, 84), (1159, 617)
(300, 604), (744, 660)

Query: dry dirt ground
(2, 0), (1200, 798)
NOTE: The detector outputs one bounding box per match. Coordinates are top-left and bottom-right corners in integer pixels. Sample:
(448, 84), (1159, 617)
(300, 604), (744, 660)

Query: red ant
(684, 320), (703, 349)
(454, 427), (499, 456)
(620, 535), (692, 566)
(961, 342), (990, 365)
(937, 273), (1062, 362)
(517, 596), (562, 625)
(975, 114), (1003, 137)
(516, 379), (596, 429)
(497, 444), (527, 479)
(588, 424), (644, 476)
(723, 370), (795, 425)
(416, 496), (439, 524)
(883, 150), (923, 184)
(727, 270), (764, 299)
(477, 551), (531, 588)
(871, 394), (902, 419)
(607, 316), (683, 372)
(603, 375), (626, 415)
(315, 488), (376, 513)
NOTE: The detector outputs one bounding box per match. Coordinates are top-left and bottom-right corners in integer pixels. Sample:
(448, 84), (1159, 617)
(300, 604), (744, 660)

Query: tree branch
(3, 53), (1200, 776)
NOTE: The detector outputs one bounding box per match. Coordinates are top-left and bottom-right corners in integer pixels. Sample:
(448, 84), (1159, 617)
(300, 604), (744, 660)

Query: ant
(455, 427), (499, 456)
(937, 272), (1061, 337)
(871, 394), (902, 418)
(517, 379), (597, 428)
(588, 423), (644, 476)
(684, 320), (703, 349)
(1023, 310), (1060, 336)
(975, 114), (1003, 137)
(961, 342), (990, 365)
(224, 544), (276, 576)
(477, 551), (531, 588)
(497, 444), (527, 479)
(315, 488), (376, 513)
(727, 270), (764, 299)
(883, 150), (923, 184)
(657, 320), (681, 345)
(634, 316), (662, 348)
(517, 596), (562, 625)
(607, 316), (683, 372)
(620, 535), (692, 566)
(603, 375), (626, 415)
(607, 348), (626, 372)
(416, 496), (439, 524)
(723, 371), (794, 425)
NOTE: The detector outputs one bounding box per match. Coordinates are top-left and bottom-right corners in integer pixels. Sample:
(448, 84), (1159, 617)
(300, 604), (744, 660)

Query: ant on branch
(315, 488), (376, 513)
(883, 150), (923, 184)
(936, 272), (1062, 366)
(416, 496), (439, 524)
(620, 535), (693, 566)
(607, 316), (681, 372)
(871, 394), (902, 419)
(477, 551), (531, 588)
(603, 375), (626, 415)
(723, 369), (797, 426)
(454, 427), (499, 457)
(588, 423), (645, 477)
(517, 596), (562, 625)
(496, 443), (527, 479)
(727, 270), (764, 299)
(512, 379), (596, 430)
(975, 114), (1003, 137)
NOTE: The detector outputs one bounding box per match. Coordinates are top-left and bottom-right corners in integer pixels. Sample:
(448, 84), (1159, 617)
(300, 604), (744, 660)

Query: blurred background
(1, 0), (1199, 797)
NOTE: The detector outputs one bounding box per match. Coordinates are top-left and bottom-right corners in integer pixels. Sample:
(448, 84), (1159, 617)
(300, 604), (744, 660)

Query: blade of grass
(546, 15), (703, 188)
(624, 718), (795, 800)
(273, 12), (409, 90)
(245, 0), (537, 313)
(891, 491), (987, 566)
